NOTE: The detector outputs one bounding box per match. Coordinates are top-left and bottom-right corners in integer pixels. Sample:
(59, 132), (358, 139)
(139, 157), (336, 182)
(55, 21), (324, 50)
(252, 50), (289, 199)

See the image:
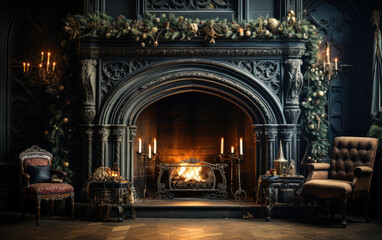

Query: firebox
(78, 39), (305, 202)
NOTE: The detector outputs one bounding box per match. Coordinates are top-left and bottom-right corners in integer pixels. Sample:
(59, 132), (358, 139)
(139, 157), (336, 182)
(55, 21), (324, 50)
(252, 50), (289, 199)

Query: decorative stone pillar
(284, 59), (303, 124)
(79, 59), (97, 124)
(111, 125), (126, 174)
(253, 124), (264, 176)
(97, 126), (110, 168)
(279, 124), (296, 163)
(128, 125), (137, 196)
(81, 125), (94, 176)
(263, 125), (278, 170)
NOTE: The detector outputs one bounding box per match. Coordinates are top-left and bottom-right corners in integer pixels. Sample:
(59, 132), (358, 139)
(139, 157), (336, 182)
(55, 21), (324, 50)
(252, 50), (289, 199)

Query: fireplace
(79, 39), (305, 201)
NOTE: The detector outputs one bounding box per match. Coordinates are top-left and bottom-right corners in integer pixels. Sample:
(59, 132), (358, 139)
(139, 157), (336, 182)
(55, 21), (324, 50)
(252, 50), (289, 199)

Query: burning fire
(177, 163), (204, 182)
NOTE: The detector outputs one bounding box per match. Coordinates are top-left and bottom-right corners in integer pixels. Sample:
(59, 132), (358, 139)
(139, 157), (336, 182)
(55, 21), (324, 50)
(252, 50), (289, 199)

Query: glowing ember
(177, 163), (204, 182)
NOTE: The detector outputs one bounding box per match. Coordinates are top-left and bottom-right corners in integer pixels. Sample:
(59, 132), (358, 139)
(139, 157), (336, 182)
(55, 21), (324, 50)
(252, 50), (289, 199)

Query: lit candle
(148, 144), (152, 159)
(220, 137), (224, 154)
(335, 58), (338, 70)
(27, 63), (30, 72)
(41, 52), (44, 62)
(138, 138), (142, 153)
(240, 138), (243, 155)
(326, 46), (330, 63)
(153, 138), (157, 154)
(47, 52), (51, 64)
(39, 63), (42, 68)
(23, 62), (26, 72)
(231, 146), (234, 154)
(52, 62), (56, 71)
(46, 62), (49, 71)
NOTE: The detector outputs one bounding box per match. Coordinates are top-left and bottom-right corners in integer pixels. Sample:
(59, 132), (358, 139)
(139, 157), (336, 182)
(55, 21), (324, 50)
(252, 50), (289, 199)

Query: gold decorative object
(188, 23), (198, 34)
(245, 30), (251, 37)
(238, 28), (244, 36)
(63, 161), (69, 168)
(287, 10), (297, 25)
(267, 18), (279, 31)
(274, 141), (288, 176)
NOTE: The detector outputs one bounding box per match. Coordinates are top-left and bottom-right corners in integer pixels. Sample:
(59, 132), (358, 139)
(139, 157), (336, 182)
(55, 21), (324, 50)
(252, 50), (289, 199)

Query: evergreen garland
(64, 12), (330, 163)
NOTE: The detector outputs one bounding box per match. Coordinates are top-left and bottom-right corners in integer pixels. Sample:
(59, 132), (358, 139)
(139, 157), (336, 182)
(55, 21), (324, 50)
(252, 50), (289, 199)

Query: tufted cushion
(329, 137), (378, 181)
(302, 179), (352, 199)
(23, 183), (74, 195)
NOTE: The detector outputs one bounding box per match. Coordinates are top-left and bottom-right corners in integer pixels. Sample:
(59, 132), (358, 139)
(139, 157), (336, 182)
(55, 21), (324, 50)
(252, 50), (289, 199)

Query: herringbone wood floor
(0, 213), (382, 240)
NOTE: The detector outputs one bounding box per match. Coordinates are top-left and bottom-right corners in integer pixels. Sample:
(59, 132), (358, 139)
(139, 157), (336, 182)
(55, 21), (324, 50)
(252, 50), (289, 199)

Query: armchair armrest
(22, 173), (31, 187)
(52, 169), (68, 176)
(352, 166), (373, 199)
(306, 163), (330, 182)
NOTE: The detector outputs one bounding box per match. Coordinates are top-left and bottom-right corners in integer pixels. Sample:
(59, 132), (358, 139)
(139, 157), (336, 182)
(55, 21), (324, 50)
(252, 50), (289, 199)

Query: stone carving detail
(279, 126), (296, 140)
(101, 60), (150, 98)
(97, 127), (110, 168)
(128, 126), (137, 142)
(132, 71), (273, 122)
(111, 127), (125, 142)
(81, 47), (306, 58)
(228, 60), (280, 97)
(81, 126), (94, 176)
(147, 0), (232, 11)
(284, 108), (301, 124)
(263, 126), (278, 141)
(80, 59), (97, 123)
(285, 59), (303, 104)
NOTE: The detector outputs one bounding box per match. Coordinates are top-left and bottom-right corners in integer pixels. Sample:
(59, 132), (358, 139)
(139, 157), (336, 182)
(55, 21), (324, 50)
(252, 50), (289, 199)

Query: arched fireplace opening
(134, 92), (256, 199)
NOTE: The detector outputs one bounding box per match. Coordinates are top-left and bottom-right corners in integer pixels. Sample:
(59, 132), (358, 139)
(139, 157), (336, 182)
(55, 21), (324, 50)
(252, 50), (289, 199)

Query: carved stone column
(279, 124), (296, 163)
(253, 124), (264, 176)
(80, 59), (97, 124)
(128, 125), (137, 196)
(263, 125), (278, 170)
(111, 125), (126, 174)
(284, 59), (303, 124)
(81, 125), (94, 176)
(97, 126), (110, 168)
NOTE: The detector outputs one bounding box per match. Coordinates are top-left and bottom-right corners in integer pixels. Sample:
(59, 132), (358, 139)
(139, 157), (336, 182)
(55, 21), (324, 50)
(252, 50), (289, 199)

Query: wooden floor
(1, 213), (382, 240)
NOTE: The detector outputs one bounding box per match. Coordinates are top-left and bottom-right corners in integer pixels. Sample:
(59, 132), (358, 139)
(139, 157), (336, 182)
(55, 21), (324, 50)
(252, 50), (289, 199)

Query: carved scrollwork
(284, 108), (301, 124)
(263, 126), (278, 141)
(81, 127), (94, 141)
(101, 60), (150, 99)
(284, 59), (303, 105)
(228, 60), (281, 97)
(128, 126), (137, 142)
(81, 108), (96, 124)
(279, 125), (296, 141)
(147, 0), (232, 10)
(111, 126), (125, 142)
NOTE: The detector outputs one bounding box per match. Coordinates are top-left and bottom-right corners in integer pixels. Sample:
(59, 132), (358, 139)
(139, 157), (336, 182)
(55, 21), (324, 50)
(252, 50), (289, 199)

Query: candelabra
(324, 43), (341, 81)
(217, 153), (247, 201)
(136, 152), (157, 202)
(22, 51), (57, 86)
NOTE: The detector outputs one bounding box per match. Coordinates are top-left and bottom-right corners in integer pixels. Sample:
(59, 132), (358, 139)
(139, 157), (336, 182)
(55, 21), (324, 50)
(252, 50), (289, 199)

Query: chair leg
(71, 192), (75, 220)
(36, 196), (41, 226)
(341, 197), (347, 228)
(51, 200), (54, 217)
(364, 194), (370, 223)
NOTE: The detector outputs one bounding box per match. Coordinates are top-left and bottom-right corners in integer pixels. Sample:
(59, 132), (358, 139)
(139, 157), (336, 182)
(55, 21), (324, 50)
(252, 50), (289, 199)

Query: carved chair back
(329, 137), (378, 182)
(19, 145), (53, 184)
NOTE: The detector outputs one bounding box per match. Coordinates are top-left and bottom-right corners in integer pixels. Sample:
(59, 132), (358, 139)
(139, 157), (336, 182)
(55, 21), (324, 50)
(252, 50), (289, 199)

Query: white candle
(240, 138), (243, 155)
(148, 144), (152, 159)
(153, 138), (157, 154)
(138, 138), (142, 153)
(41, 52), (44, 62)
(326, 46), (330, 63)
(52, 62), (56, 71)
(220, 137), (224, 154)
(27, 63), (30, 72)
(47, 52), (51, 64)
(231, 146), (234, 154)
(23, 62), (26, 72)
(335, 58), (338, 70)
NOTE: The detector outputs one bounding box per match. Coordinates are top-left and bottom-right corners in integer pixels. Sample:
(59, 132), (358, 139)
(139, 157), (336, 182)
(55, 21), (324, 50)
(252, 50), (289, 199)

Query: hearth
(78, 39), (305, 202)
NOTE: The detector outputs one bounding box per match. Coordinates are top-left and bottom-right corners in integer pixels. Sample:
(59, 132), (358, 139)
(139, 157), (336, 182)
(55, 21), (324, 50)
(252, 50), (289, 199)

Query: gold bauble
(63, 161), (69, 168)
(140, 42), (145, 47)
(142, 33), (147, 39)
(63, 117), (69, 123)
(152, 27), (158, 34)
(267, 18), (279, 30)
(309, 124), (315, 130)
(43, 130), (49, 136)
(318, 90), (325, 97)
(155, 17), (160, 23)
(58, 85), (65, 91)
(187, 23), (198, 34)
(135, 36), (140, 41)
(153, 41), (158, 47)
(245, 30), (251, 37)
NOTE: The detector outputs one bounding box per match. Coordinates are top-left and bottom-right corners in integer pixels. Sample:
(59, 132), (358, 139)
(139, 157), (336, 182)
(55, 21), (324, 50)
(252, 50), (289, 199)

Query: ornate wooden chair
(301, 137), (378, 227)
(20, 145), (75, 225)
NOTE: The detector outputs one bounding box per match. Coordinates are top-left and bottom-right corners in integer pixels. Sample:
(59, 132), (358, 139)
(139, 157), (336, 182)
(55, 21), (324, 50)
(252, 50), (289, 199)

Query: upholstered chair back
(329, 137), (378, 181)
(20, 146), (52, 174)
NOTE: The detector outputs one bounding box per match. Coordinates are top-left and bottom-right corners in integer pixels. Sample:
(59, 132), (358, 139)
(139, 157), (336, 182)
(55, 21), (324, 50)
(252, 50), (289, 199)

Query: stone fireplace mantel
(79, 39), (305, 198)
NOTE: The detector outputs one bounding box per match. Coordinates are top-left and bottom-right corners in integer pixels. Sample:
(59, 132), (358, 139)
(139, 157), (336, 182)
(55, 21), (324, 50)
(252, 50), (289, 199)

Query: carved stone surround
(79, 39), (306, 194)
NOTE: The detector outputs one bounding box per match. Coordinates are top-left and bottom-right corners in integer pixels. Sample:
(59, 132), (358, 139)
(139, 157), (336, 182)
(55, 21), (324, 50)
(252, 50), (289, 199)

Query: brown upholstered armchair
(301, 137), (378, 227)
(20, 145), (75, 225)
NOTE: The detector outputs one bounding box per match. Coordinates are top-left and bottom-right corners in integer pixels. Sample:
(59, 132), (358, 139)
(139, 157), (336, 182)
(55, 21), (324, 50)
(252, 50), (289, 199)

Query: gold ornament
(318, 90), (325, 97)
(142, 33), (147, 39)
(58, 85), (65, 91)
(153, 41), (158, 47)
(152, 27), (158, 34)
(277, 25), (284, 32)
(135, 36), (140, 41)
(63, 161), (69, 168)
(267, 18), (279, 31)
(287, 10), (297, 24)
(245, 30), (251, 37)
(264, 30), (270, 36)
(155, 17), (160, 23)
(263, 19), (268, 26)
(187, 23), (198, 34)
(238, 28), (244, 36)
(307, 156), (312, 161)
(43, 130), (49, 136)
(140, 42), (145, 47)
(63, 117), (69, 123)
(309, 124), (315, 130)
(164, 21), (170, 30)
(313, 92), (317, 97)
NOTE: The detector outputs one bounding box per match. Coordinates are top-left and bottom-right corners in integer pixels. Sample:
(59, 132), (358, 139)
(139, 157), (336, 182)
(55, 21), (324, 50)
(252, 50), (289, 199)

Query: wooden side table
(89, 181), (136, 221)
(257, 175), (305, 221)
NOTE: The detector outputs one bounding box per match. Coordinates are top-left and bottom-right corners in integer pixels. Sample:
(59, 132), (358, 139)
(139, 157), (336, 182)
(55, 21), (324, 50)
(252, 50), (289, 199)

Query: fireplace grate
(157, 158), (228, 199)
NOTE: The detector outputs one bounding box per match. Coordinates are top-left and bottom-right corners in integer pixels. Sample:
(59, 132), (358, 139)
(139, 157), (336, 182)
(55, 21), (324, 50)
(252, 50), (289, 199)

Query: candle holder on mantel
(324, 42), (341, 81)
(136, 151), (157, 202)
(217, 152), (247, 201)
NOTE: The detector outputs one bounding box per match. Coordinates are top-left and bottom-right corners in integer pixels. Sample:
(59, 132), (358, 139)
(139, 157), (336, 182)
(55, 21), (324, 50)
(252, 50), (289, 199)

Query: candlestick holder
(217, 153), (247, 201)
(22, 52), (56, 86)
(136, 152), (157, 202)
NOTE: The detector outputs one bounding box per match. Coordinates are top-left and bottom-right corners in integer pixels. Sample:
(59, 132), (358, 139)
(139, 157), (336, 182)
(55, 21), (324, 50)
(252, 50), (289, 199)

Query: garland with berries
(64, 12), (329, 162)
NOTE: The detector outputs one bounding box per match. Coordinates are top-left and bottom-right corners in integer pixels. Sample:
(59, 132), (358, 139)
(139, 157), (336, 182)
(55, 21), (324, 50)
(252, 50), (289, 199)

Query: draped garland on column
(64, 11), (330, 162)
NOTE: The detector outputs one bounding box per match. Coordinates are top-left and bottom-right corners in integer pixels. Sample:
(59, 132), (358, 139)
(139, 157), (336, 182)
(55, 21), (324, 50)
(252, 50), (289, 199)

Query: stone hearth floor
(1, 213), (382, 240)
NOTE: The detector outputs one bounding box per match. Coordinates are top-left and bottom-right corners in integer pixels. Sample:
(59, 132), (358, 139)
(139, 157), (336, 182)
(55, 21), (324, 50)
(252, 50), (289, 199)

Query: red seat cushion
(24, 183), (74, 195)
